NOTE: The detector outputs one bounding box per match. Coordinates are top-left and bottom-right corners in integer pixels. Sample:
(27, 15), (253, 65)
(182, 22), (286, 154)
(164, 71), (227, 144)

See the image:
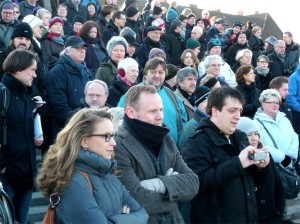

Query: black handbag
(256, 119), (300, 199)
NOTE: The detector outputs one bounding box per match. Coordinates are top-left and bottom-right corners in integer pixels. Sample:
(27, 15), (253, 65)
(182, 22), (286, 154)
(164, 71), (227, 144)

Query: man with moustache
(47, 36), (93, 140)
(0, 22), (33, 79)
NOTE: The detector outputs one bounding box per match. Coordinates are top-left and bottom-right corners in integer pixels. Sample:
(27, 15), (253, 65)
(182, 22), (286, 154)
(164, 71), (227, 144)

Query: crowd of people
(0, 0), (300, 223)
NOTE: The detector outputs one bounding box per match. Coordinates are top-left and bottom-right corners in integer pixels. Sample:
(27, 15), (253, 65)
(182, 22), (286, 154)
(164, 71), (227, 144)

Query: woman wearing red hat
(41, 16), (65, 64)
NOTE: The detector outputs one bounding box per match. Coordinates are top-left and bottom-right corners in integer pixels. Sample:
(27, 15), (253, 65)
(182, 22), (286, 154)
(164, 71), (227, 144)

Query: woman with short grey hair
(253, 89), (298, 165)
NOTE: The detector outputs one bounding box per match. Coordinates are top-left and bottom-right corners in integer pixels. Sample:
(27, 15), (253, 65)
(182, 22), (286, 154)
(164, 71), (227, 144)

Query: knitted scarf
(255, 66), (269, 77)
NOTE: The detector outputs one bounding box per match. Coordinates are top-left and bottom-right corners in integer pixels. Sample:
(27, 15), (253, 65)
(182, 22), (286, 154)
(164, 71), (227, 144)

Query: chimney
(237, 11), (243, 16)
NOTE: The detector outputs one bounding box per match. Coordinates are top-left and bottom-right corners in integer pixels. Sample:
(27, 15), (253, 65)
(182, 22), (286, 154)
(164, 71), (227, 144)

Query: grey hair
(192, 26), (203, 36)
(259, 89), (281, 103)
(107, 107), (124, 131)
(119, 26), (136, 37)
(235, 49), (253, 61)
(203, 55), (222, 69)
(84, 80), (109, 96)
(118, 58), (138, 72)
(177, 67), (198, 82)
(106, 36), (128, 56)
(36, 8), (51, 20)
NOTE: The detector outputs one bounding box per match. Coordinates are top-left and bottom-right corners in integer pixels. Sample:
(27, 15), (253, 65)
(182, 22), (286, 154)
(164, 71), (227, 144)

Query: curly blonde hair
(36, 108), (112, 197)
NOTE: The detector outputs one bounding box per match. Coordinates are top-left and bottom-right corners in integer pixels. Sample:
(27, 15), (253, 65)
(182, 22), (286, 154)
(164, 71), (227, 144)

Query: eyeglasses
(89, 133), (115, 142)
(264, 101), (280, 105)
(14, 11), (20, 14)
(259, 61), (269, 64)
(119, 17), (126, 21)
(1, 11), (13, 15)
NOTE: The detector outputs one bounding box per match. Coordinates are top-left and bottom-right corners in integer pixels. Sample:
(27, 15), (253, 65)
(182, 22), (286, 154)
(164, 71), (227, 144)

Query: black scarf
(83, 36), (101, 69)
(123, 114), (169, 157)
(178, 87), (195, 106)
(240, 82), (256, 103)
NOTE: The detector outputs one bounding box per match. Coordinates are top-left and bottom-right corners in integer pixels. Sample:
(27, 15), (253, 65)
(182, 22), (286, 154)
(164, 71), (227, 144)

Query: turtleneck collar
(123, 114), (169, 157)
(178, 87), (195, 106)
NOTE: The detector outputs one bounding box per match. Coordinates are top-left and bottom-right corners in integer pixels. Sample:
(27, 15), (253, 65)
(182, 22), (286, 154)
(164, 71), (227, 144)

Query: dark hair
(269, 76), (289, 89)
(125, 85), (157, 111)
(235, 65), (254, 84)
(3, 49), (37, 74)
(283, 31), (293, 38)
(79, 20), (102, 39)
(112, 10), (125, 21)
(100, 5), (115, 17)
(178, 14), (187, 21)
(143, 57), (167, 78)
(206, 87), (244, 115)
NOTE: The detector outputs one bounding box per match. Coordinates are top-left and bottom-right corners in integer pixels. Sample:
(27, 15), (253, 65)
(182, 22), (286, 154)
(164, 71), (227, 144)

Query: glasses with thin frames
(89, 133), (115, 142)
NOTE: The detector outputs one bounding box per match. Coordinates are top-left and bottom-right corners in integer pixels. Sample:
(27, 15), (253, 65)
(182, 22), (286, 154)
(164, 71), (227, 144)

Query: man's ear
(125, 106), (135, 119)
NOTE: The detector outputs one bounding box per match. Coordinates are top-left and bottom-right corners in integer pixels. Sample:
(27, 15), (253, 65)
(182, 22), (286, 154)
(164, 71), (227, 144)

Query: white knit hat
(237, 117), (258, 134)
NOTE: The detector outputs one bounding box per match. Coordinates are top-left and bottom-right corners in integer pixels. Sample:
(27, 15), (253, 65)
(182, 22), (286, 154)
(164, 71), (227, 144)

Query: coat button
(260, 199), (265, 204)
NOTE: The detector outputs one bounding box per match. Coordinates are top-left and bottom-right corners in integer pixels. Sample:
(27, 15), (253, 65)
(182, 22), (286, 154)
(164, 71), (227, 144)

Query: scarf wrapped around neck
(255, 66), (269, 77)
(47, 33), (64, 45)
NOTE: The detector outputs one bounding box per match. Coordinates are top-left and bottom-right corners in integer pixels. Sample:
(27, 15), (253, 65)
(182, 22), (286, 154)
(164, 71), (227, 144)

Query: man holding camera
(182, 87), (270, 223)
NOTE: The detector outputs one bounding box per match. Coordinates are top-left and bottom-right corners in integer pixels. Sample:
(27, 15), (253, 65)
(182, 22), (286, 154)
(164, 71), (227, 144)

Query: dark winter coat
(182, 118), (269, 223)
(56, 149), (149, 223)
(235, 83), (260, 118)
(255, 69), (273, 92)
(225, 42), (249, 67)
(40, 34), (65, 65)
(46, 54), (92, 137)
(125, 19), (143, 44)
(65, 0), (88, 23)
(164, 30), (185, 66)
(268, 52), (285, 78)
(18, 1), (41, 20)
(97, 14), (109, 32)
(102, 21), (120, 46)
(107, 78), (131, 107)
(114, 122), (199, 224)
(248, 35), (264, 67)
(284, 41), (300, 76)
(95, 59), (118, 87)
(0, 75), (37, 187)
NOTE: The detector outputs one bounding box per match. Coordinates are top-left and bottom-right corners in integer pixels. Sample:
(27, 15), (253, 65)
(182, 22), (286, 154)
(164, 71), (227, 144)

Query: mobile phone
(248, 151), (267, 161)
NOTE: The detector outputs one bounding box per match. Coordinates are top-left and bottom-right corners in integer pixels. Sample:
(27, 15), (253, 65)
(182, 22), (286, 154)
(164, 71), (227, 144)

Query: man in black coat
(0, 50), (43, 224)
(65, 0), (88, 24)
(182, 87), (270, 223)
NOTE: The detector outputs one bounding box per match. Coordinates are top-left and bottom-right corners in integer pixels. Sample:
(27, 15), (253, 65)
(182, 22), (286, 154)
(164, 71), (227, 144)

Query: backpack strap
(256, 119), (278, 148)
(164, 87), (183, 134)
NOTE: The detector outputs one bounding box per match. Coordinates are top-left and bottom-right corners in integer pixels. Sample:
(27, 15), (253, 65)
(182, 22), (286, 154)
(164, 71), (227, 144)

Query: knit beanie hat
(23, 15), (43, 29)
(207, 39), (221, 52)
(0, 0), (14, 11)
(148, 48), (166, 60)
(106, 36), (128, 56)
(11, 22), (33, 41)
(166, 8), (178, 22)
(233, 21), (243, 28)
(73, 15), (85, 24)
(237, 117), (258, 134)
(152, 18), (165, 28)
(194, 86), (211, 107)
(170, 19), (181, 30)
(126, 6), (139, 17)
(49, 16), (64, 28)
(152, 5), (163, 15)
(165, 64), (179, 81)
(265, 36), (277, 46)
(186, 38), (200, 49)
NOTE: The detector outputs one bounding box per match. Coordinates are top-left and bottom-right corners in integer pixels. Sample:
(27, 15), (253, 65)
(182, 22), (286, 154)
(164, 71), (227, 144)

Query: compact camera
(248, 151), (267, 161)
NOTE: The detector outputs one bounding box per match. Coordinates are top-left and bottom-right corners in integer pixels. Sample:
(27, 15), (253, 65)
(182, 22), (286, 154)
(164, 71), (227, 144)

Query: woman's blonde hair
(36, 108), (112, 197)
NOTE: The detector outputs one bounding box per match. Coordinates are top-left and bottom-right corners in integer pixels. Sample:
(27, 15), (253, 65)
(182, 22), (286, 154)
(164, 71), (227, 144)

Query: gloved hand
(281, 155), (292, 167)
(140, 178), (166, 194)
(165, 168), (179, 176)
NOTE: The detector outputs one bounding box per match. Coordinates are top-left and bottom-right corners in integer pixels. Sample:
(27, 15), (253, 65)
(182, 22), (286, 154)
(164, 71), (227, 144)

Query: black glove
(281, 155), (292, 167)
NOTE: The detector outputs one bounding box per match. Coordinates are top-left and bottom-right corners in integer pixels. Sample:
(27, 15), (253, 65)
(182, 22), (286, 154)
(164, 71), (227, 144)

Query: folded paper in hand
(34, 113), (43, 139)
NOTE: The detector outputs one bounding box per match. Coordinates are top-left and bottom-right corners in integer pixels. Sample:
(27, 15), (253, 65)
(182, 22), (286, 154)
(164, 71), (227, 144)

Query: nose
(33, 71), (37, 78)
(110, 138), (116, 146)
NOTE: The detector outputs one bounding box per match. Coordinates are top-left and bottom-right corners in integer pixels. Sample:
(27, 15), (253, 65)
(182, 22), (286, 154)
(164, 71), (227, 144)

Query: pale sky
(173, 0), (300, 43)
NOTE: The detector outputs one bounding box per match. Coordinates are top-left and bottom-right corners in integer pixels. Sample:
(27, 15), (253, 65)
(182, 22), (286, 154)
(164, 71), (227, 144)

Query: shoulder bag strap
(78, 170), (93, 192)
(256, 119), (278, 148)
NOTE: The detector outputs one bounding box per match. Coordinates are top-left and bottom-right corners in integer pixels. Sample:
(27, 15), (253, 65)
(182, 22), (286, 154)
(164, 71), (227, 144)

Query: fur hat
(165, 64), (179, 81)
(194, 86), (211, 106)
(126, 6), (138, 17)
(148, 48), (166, 60)
(49, 16), (64, 28)
(0, 0), (14, 11)
(11, 22), (33, 41)
(237, 117), (258, 134)
(23, 15), (43, 29)
(106, 36), (128, 56)
(186, 38), (200, 49)
(73, 15), (85, 24)
(166, 8), (178, 22)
